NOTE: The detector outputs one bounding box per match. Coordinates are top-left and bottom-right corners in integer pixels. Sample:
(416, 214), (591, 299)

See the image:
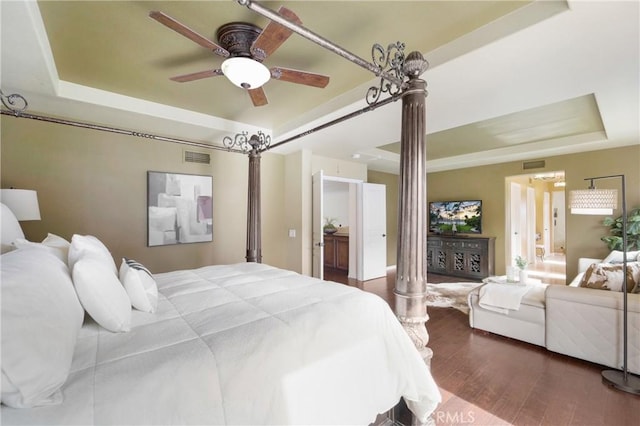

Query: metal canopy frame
(236, 3), (435, 399)
(2, 5), (435, 418)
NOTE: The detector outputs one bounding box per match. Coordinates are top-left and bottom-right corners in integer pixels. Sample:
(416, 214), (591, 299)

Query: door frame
(312, 170), (325, 279)
(312, 172), (363, 279)
(356, 182), (387, 281)
(505, 172), (566, 275)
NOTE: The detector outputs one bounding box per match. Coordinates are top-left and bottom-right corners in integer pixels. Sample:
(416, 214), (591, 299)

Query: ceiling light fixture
(221, 57), (271, 89)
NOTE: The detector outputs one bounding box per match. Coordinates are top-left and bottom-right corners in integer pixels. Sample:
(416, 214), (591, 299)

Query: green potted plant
(323, 217), (338, 234)
(601, 207), (640, 251)
(515, 255), (529, 283)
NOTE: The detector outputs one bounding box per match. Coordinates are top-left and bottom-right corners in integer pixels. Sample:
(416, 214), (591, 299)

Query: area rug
(426, 282), (483, 314)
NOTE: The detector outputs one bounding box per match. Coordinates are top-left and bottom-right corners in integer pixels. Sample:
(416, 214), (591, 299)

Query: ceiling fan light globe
(221, 57), (270, 89)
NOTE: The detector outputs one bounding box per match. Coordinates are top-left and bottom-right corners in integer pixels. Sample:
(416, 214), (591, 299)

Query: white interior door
(552, 190), (566, 252)
(543, 191), (551, 255)
(526, 187), (536, 261)
(312, 170), (324, 279)
(357, 183), (386, 281)
(508, 181), (522, 267)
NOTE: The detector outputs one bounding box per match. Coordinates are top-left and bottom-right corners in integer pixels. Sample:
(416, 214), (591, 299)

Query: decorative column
(246, 146), (262, 263)
(223, 131), (270, 263)
(394, 51), (431, 364)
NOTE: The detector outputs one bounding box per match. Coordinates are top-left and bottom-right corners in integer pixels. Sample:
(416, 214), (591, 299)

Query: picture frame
(147, 171), (213, 247)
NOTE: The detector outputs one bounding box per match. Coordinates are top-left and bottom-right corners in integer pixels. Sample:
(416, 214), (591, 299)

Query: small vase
(506, 266), (517, 282)
(519, 269), (528, 284)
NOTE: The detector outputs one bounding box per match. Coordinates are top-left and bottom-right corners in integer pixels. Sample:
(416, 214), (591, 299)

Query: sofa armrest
(578, 257), (603, 273)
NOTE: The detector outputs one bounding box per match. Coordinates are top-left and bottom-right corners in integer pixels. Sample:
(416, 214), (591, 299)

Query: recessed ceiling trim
(426, 0), (570, 69)
(425, 131), (610, 173)
(57, 81), (267, 135)
(1, 0), (59, 95)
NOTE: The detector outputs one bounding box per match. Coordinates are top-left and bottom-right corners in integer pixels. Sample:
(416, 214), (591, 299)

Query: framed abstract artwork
(147, 171), (213, 247)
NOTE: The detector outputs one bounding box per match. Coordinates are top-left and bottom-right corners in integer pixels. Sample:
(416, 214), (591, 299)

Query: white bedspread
(2, 262), (440, 425)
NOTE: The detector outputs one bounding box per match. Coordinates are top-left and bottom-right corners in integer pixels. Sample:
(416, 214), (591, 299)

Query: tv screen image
(429, 200), (482, 234)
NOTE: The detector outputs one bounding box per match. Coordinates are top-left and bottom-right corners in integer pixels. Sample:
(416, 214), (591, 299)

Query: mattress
(2, 262), (440, 425)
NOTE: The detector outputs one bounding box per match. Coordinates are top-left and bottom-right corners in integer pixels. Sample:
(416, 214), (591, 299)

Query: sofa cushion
(579, 262), (639, 292)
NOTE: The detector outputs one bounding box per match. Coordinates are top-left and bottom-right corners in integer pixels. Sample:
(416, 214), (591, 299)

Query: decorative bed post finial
(395, 51), (432, 368)
(402, 51), (429, 79)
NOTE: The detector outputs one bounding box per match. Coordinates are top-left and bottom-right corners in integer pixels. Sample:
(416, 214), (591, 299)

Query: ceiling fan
(149, 7), (330, 107)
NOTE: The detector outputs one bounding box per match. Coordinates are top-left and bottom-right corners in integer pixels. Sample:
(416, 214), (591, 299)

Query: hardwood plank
(331, 267), (640, 426)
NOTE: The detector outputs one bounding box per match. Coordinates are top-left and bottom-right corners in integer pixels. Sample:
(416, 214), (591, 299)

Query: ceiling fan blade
(248, 88), (268, 107)
(170, 69), (224, 83)
(149, 11), (229, 58)
(250, 7), (302, 60)
(270, 67), (330, 88)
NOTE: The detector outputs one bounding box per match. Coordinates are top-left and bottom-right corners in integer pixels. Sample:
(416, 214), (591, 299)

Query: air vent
(184, 150), (210, 164)
(522, 159), (545, 170)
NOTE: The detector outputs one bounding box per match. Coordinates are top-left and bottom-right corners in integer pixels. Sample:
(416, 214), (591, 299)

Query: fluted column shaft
(395, 69), (431, 364)
(246, 149), (262, 263)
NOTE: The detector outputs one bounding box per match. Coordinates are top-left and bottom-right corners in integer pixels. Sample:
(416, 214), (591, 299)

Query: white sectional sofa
(469, 256), (640, 374)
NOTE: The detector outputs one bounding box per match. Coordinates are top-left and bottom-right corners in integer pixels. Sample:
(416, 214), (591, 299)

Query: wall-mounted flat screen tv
(429, 200), (482, 234)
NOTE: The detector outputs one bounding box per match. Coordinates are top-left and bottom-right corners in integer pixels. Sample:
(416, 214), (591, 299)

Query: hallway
(527, 252), (567, 285)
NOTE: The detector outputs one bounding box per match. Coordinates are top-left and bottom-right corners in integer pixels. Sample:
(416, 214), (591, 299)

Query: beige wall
(427, 145), (640, 280)
(1, 115), (287, 273)
(312, 154), (368, 181)
(3, 113), (637, 282)
(284, 149), (312, 274)
(367, 146), (639, 281)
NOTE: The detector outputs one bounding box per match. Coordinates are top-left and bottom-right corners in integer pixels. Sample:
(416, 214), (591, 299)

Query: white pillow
(602, 250), (640, 264)
(11, 234), (70, 264)
(42, 233), (71, 261)
(68, 234), (116, 274)
(73, 256), (131, 332)
(119, 258), (158, 313)
(1, 203), (24, 254)
(1, 248), (84, 408)
(13, 238), (67, 263)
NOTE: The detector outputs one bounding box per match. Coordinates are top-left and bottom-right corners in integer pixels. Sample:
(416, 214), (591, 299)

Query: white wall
(323, 181), (350, 228)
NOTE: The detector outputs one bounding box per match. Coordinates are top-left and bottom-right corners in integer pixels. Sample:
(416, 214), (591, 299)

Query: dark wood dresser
(427, 235), (495, 279)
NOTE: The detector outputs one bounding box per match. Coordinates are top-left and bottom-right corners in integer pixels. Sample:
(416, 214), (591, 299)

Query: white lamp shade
(221, 57), (271, 89)
(0, 189), (41, 221)
(569, 188), (617, 215)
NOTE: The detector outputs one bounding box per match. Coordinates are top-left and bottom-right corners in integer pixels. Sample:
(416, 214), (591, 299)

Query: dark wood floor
(324, 267), (640, 426)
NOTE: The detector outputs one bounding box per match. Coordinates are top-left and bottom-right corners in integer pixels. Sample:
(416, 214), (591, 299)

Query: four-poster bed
(1, 0), (437, 423)
(236, 0), (434, 367)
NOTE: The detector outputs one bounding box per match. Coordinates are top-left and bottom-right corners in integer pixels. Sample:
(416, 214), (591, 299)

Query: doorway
(505, 171), (566, 285)
(312, 171), (387, 281)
